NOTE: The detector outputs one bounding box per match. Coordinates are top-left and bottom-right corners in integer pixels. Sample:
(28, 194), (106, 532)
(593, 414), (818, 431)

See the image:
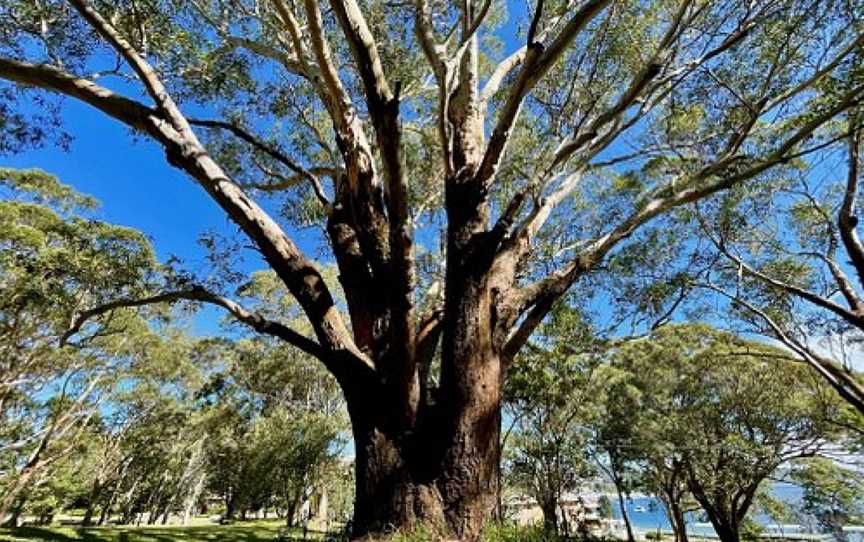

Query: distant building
(505, 490), (615, 536)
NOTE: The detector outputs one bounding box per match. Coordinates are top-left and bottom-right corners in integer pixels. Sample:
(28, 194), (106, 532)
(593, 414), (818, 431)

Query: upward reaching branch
(840, 126), (864, 287)
(330, 0), (393, 106)
(476, 0), (613, 187)
(67, 0), (193, 137)
(330, 0), (417, 409)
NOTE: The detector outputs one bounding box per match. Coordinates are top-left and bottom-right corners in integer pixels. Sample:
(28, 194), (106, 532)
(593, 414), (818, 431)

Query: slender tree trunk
(540, 496), (559, 534)
(1, 495), (26, 528)
(82, 479), (102, 526)
(120, 475), (140, 525)
(224, 494), (236, 522)
(613, 479), (636, 542)
(0, 462), (41, 525)
(658, 483), (689, 542)
(668, 499), (689, 542)
(711, 520), (740, 542)
(182, 472), (206, 526)
(82, 502), (95, 527)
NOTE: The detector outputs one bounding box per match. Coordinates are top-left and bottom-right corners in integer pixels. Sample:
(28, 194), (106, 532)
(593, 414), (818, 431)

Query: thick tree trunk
(224, 495), (236, 521)
(349, 422), (500, 541)
(694, 497), (740, 542)
(346, 345), (501, 541)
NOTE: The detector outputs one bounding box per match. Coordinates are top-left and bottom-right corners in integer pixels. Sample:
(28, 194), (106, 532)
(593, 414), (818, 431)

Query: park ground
(0, 520), (333, 542)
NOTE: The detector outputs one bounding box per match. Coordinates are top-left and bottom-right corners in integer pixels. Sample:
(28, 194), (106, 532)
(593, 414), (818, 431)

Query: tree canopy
(2, 0), (864, 538)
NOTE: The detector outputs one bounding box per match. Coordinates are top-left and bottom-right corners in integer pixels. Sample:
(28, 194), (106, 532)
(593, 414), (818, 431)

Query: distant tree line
(0, 170), (351, 528)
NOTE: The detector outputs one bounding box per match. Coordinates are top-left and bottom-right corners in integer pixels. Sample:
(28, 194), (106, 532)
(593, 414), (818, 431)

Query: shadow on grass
(0, 522), (333, 542)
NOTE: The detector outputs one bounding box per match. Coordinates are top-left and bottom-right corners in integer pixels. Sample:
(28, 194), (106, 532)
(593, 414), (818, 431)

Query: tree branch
(840, 125), (864, 288)
(330, 0), (393, 105)
(188, 117), (330, 208)
(0, 57), (161, 136)
(67, 0), (193, 136)
(60, 287), (331, 361)
(504, 80), (864, 358)
(701, 283), (864, 416)
(329, 0), (416, 377)
(475, 0), (613, 187)
(708, 232), (864, 331)
(0, 53), (365, 375)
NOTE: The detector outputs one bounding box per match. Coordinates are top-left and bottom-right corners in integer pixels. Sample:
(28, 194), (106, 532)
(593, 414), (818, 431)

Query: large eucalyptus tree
(2, 0), (863, 537)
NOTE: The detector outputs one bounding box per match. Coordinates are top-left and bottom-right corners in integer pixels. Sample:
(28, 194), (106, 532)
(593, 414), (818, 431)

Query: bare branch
(526, 0), (545, 46)
(460, 0), (494, 50)
(328, 0), (416, 374)
(272, 0), (315, 70)
(241, 166), (339, 192)
(414, 0), (448, 79)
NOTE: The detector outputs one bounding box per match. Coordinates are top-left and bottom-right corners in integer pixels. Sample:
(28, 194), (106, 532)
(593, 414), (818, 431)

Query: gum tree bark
(2, 0), (864, 539)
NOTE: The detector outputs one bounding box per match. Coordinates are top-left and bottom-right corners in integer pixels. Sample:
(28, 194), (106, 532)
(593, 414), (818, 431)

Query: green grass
(0, 520), (330, 542)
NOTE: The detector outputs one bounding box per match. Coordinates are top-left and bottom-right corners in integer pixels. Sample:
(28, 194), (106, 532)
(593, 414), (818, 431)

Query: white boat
(634, 506), (647, 513)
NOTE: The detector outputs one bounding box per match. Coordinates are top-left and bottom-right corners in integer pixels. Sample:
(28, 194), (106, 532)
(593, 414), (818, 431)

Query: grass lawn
(0, 520), (332, 542)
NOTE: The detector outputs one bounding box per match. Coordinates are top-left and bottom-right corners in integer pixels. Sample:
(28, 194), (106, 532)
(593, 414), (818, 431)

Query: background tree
(790, 457), (864, 542)
(609, 325), (844, 542)
(503, 307), (599, 535)
(0, 169), (348, 527)
(0, 168), (162, 525)
(693, 117), (864, 413)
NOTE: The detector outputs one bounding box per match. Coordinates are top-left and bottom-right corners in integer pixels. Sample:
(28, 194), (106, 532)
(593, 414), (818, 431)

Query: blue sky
(3, 96), (333, 335)
(5, 99), (238, 260)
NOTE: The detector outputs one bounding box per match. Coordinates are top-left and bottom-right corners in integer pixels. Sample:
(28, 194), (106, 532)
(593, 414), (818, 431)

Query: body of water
(610, 484), (862, 541)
